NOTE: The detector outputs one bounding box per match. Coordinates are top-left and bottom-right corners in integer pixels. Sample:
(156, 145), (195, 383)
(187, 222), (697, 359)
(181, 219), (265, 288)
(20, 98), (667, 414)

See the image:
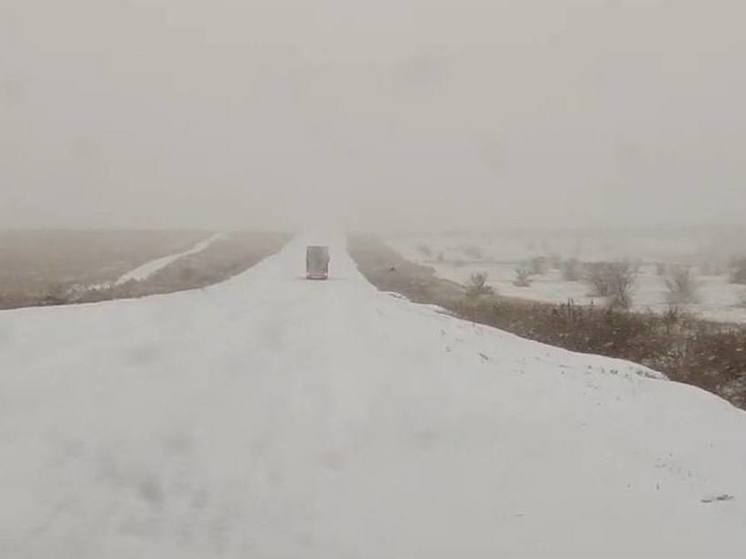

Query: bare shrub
(466, 272), (494, 299)
(730, 258), (746, 285)
(513, 266), (532, 287)
(664, 265), (699, 305)
(586, 261), (636, 309)
(436, 251), (444, 262)
(586, 263), (610, 296)
(662, 305), (686, 333)
(528, 256), (549, 275)
(608, 269), (636, 309)
(655, 262), (668, 276)
(561, 258), (583, 281)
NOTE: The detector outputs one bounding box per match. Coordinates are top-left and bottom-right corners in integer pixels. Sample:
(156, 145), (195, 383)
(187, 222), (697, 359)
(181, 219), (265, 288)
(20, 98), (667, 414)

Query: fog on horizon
(2, 0), (745, 233)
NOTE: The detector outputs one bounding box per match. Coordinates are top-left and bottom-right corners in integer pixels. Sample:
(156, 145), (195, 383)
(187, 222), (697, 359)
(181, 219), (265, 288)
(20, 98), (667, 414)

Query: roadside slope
(1, 236), (745, 558)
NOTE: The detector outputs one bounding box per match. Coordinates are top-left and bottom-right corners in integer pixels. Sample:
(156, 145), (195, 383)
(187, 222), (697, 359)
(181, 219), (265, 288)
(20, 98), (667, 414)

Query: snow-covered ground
(390, 234), (746, 324)
(1, 236), (745, 557)
(114, 233), (225, 285)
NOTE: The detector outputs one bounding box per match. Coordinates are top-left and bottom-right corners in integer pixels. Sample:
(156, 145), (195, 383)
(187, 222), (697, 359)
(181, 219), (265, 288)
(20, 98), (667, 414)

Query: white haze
(1, 0), (745, 232)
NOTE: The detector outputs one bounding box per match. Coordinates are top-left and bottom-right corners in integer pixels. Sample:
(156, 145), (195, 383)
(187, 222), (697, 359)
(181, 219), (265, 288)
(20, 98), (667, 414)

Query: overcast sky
(2, 0), (745, 231)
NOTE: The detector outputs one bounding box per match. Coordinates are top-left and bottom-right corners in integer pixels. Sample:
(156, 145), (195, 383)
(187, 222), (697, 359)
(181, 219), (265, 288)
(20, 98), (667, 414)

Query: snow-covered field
(114, 233), (225, 285)
(1, 236), (745, 557)
(390, 233), (746, 324)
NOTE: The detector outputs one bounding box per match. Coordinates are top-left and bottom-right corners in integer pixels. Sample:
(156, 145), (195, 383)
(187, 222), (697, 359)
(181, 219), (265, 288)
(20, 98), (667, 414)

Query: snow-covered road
(1, 237), (745, 557)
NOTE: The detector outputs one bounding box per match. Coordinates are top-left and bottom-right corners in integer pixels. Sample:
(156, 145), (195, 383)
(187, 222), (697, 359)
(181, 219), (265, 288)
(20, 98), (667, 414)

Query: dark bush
(561, 258), (583, 281)
(514, 266), (532, 287)
(586, 261), (636, 309)
(466, 272), (494, 299)
(529, 256), (549, 276)
(664, 265), (699, 305)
